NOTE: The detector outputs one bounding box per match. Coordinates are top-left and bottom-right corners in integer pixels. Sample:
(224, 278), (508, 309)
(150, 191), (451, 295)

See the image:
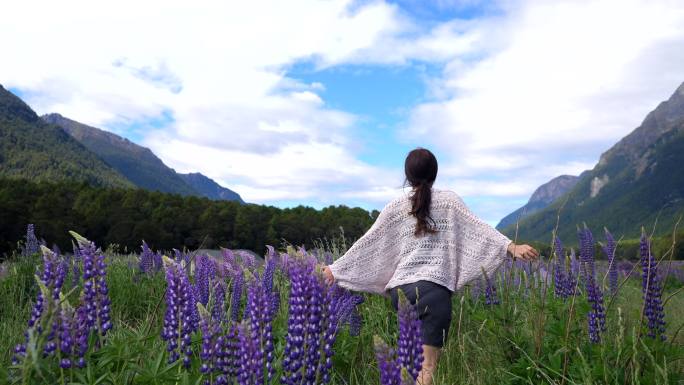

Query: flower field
(0, 225), (683, 384)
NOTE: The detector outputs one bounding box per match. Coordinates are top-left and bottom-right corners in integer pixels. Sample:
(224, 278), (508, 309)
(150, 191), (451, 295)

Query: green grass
(1, 251), (682, 384)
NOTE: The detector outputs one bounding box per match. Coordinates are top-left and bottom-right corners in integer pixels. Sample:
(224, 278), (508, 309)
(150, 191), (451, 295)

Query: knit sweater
(329, 189), (512, 294)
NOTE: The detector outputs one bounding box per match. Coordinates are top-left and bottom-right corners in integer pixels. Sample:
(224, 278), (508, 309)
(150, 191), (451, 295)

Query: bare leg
(417, 344), (441, 385)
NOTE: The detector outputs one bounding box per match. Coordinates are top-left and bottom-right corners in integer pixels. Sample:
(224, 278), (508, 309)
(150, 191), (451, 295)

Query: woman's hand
(507, 243), (539, 261)
(322, 266), (335, 286)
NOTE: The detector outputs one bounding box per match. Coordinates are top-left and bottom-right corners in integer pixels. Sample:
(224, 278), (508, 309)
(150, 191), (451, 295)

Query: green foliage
(1, 251), (682, 384)
(42, 113), (202, 197)
(0, 177), (376, 259)
(0, 86), (132, 189)
(504, 129), (684, 247)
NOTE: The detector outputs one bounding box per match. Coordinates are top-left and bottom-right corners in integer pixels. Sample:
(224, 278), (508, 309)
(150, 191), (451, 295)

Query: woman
(323, 148), (538, 385)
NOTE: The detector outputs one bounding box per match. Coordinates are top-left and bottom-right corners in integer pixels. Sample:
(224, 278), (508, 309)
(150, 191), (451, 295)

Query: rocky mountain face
(42, 113), (198, 196)
(179, 173), (245, 203)
(0, 85), (132, 188)
(500, 82), (684, 242)
(496, 175), (579, 230)
(42, 113), (244, 203)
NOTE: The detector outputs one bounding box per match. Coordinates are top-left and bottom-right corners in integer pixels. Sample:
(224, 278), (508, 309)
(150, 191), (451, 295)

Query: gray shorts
(389, 280), (452, 348)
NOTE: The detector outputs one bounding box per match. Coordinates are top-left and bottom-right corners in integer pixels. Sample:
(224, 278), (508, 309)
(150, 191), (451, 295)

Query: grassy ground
(1, 251), (682, 384)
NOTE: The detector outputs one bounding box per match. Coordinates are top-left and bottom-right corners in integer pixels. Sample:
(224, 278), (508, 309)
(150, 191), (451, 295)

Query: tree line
(0, 177), (379, 259)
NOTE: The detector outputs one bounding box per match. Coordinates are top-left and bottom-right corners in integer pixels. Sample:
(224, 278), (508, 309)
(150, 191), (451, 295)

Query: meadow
(0, 226), (683, 385)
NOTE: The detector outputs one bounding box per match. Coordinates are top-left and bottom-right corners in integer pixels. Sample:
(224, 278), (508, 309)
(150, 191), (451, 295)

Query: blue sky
(2, 0), (684, 225)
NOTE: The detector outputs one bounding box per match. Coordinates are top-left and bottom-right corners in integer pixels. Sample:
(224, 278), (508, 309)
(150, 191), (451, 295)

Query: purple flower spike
(603, 229), (618, 295)
(139, 241), (154, 274)
(396, 291), (423, 381)
(640, 232), (666, 340)
(161, 256), (195, 366)
(22, 224), (40, 257)
(553, 237), (568, 299)
(374, 336), (402, 385)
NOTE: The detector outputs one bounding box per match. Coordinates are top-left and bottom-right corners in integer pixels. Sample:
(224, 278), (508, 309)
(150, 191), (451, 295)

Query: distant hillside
(42, 113), (198, 196)
(43, 113), (244, 203)
(496, 175), (579, 230)
(502, 82), (684, 242)
(179, 172), (245, 203)
(0, 85), (132, 188)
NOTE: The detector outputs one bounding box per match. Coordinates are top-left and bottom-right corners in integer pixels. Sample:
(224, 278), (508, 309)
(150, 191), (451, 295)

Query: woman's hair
(404, 148), (438, 237)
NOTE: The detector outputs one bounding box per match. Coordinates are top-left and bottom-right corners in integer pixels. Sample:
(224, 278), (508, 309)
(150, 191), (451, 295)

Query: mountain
(179, 173), (245, 203)
(42, 113), (244, 203)
(0, 85), (132, 188)
(42, 113), (198, 196)
(501, 82), (684, 242)
(496, 175), (579, 230)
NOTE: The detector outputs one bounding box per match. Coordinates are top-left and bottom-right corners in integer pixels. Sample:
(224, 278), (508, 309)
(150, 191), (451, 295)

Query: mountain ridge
(42, 113), (244, 203)
(501, 82), (684, 242)
(0, 85), (133, 188)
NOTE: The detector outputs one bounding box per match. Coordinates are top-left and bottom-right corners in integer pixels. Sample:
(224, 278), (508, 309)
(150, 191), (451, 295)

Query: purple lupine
(237, 322), (259, 385)
(303, 272), (324, 385)
(603, 229), (618, 295)
(640, 233), (666, 340)
(198, 303), (222, 381)
(57, 304), (75, 369)
(161, 257), (195, 367)
(553, 237), (568, 299)
(22, 224), (40, 257)
(73, 232), (113, 336)
(578, 226), (596, 280)
(579, 228), (605, 343)
(564, 249), (578, 297)
(139, 241), (154, 274)
(396, 292), (424, 382)
(14, 246), (70, 364)
(374, 337), (402, 385)
(230, 270), (244, 322)
(585, 274), (606, 343)
(211, 280), (226, 322)
(281, 261), (308, 385)
(195, 255), (217, 306)
(481, 269), (499, 306)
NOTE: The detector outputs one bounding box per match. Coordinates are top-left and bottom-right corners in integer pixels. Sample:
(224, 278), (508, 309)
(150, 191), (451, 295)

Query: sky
(2, 0), (684, 225)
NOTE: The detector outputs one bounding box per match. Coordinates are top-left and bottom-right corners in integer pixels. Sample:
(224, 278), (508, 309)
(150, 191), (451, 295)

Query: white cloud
(2, 0), (684, 225)
(404, 0), (684, 221)
(0, 0), (453, 206)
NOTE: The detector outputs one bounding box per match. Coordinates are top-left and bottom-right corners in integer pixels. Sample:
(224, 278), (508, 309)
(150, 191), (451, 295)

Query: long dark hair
(404, 148), (438, 237)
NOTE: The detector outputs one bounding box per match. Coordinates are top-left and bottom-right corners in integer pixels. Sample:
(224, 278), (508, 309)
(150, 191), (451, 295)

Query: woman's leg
(417, 344), (441, 385)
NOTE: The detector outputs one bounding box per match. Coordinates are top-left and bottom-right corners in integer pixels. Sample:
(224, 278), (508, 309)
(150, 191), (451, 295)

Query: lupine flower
(73, 232), (112, 336)
(564, 249), (578, 297)
(578, 226), (596, 281)
(139, 241), (154, 274)
(22, 223), (40, 257)
(197, 303), (223, 382)
(374, 336), (402, 385)
(281, 260), (309, 385)
(585, 274), (606, 343)
(553, 237), (568, 299)
(640, 233), (666, 340)
(237, 322), (260, 385)
(396, 291), (423, 381)
(579, 228), (605, 343)
(230, 269), (244, 322)
(211, 280), (226, 322)
(481, 269), (499, 305)
(161, 256), (195, 367)
(195, 255), (218, 306)
(603, 229), (618, 295)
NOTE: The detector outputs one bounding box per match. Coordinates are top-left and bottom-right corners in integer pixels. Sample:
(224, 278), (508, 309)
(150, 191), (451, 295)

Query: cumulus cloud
(2, 0), (684, 224)
(403, 0), (684, 221)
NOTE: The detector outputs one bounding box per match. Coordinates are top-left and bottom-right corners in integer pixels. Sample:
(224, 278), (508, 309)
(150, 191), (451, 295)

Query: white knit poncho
(329, 189), (512, 294)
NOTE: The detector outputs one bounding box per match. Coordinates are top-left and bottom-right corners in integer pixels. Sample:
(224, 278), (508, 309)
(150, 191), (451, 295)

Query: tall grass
(1, 246), (682, 384)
